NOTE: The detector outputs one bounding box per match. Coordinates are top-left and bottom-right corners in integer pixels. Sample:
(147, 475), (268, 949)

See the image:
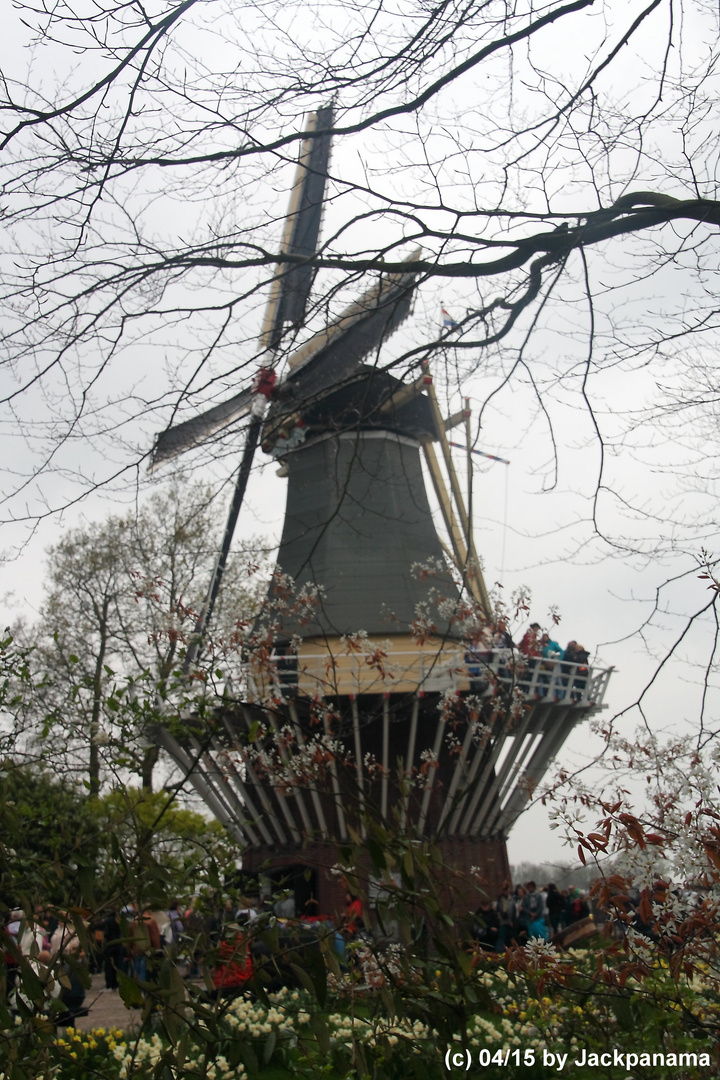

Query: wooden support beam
(422, 440), (469, 576)
(191, 737), (274, 847)
(472, 727), (542, 838)
(176, 735), (263, 848)
(400, 697), (420, 831)
(153, 727), (250, 846)
(406, 697), (419, 777)
(351, 697), (367, 839)
(240, 707), (301, 843)
(289, 699), (329, 839)
(379, 372), (433, 415)
(444, 406), (470, 432)
(381, 697), (390, 820)
(437, 716), (477, 831)
(458, 703), (536, 835)
(417, 713), (446, 835)
(424, 368), (492, 619)
(424, 438), (489, 615)
(491, 708), (580, 837)
(219, 715), (288, 845)
(447, 715), (504, 835)
(323, 708), (348, 840)
(263, 709), (314, 836)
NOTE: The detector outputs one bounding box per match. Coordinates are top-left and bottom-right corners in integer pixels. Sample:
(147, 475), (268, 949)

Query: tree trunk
(141, 743), (159, 792)
(89, 604), (109, 798)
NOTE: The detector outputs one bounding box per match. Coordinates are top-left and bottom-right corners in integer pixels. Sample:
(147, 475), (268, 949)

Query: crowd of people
(2, 901), (193, 1018)
(2, 886), (372, 1019)
(471, 880), (591, 951)
(466, 620), (592, 702)
(4, 877), (596, 1019)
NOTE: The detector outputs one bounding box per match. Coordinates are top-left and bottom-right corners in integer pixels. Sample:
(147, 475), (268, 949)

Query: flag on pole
(441, 306), (459, 328)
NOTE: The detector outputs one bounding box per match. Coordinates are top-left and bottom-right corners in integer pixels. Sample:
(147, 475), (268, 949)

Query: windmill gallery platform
(150, 110), (612, 922)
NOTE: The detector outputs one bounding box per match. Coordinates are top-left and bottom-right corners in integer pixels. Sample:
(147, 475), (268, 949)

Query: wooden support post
(263, 709), (314, 836)
(289, 700), (329, 839)
(490, 708), (579, 837)
(471, 711), (547, 837)
(422, 440), (470, 575)
(417, 712), (446, 835)
(323, 707), (348, 840)
(351, 697), (367, 839)
(152, 727), (250, 846)
(424, 368), (492, 619)
(219, 715), (288, 844)
(400, 696), (420, 830)
(458, 703), (536, 835)
(443, 408), (468, 431)
(184, 736), (265, 847)
(381, 697), (390, 820)
(437, 716), (477, 831)
(239, 707), (301, 843)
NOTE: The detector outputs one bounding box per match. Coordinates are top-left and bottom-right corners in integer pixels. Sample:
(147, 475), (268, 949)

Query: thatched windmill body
(151, 112), (612, 916)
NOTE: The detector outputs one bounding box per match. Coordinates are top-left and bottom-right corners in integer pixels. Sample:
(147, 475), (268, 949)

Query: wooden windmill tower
(150, 111), (612, 917)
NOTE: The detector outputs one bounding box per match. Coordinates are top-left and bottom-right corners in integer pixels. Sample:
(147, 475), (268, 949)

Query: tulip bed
(33, 946), (719, 1080)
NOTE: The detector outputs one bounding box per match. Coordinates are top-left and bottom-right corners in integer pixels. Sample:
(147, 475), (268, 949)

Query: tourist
(521, 881), (549, 940)
(496, 882), (516, 950)
(472, 897), (500, 951)
(165, 900), (184, 947)
(48, 913), (82, 960)
(102, 910), (125, 990)
(563, 642), (590, 702)
(519, 623), (541, 658)
(343, 891), (366, 941)
(546, 883), (565, 934)
(566, 888), (590, 924)
(539, 633), (563, 696)
(129, 908), (161, 983)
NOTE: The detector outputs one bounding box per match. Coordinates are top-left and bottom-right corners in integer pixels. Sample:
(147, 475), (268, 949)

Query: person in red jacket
(519, 622), (541, 657)
(343, 892), (365, 941)
(211, 924), (253, 993)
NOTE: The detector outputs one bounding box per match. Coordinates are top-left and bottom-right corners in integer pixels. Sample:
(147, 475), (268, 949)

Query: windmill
(150, 110), (612, 917)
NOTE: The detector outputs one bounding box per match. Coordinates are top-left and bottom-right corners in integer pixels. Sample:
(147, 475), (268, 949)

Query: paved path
(75, 973), (140, 1033)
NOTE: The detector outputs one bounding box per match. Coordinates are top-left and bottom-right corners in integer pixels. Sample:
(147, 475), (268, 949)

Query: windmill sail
(262, 106), (334, 350)
(150, 253), (420, 470)
(265, 253), (420, 433)
(150, 107), (334, 473)
(150, 387), (254, 471)
(286, 251), (420, 377)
